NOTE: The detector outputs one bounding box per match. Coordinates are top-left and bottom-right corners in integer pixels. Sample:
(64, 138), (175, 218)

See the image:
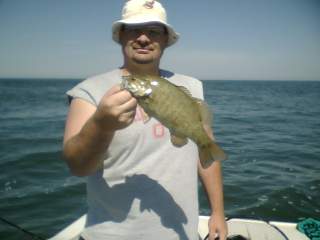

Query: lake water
(0, 79), (319, 239)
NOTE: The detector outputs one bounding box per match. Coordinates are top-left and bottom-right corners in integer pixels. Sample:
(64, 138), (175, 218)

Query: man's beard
(133, 58), (154, 64)
(132, 55), (154, 65)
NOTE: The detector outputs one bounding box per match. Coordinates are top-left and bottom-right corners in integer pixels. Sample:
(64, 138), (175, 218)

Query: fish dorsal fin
(194, 98), (214, 134)
(195, 98), (213, 123)
(177, 86), (193, 98)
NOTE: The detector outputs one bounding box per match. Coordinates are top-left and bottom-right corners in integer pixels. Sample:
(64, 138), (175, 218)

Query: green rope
(297, 218), (320, 240)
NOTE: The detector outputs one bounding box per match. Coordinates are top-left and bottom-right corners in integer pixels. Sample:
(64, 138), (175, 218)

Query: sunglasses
(122, 25), (167, 38)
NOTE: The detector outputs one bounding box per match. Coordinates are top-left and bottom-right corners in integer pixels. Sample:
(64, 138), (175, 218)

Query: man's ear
(118, 24), (126, 44)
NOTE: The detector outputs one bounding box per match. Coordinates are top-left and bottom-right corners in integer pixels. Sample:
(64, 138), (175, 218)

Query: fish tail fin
(199, 142), (227, 168)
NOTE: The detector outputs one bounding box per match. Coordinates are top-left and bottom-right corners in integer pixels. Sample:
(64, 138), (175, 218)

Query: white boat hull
(49, 215), (309, 240)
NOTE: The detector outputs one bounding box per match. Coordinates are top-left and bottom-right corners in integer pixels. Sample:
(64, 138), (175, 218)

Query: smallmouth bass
(121, 74), (227, 168)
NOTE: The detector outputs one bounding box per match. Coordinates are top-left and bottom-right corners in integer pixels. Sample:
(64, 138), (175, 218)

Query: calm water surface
(0, 79), (319, 239)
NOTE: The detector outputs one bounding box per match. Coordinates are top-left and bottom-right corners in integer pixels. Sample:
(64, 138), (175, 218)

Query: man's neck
(122, 63), (160, 76)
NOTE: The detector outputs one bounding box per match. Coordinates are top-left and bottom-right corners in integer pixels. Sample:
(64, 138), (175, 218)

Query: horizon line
(0, 77), (319, 82)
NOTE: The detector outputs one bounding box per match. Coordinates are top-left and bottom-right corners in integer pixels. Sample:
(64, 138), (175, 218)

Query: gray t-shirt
(67, 69), (204, 240)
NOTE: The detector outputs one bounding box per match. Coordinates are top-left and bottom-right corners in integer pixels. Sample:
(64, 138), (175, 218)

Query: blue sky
(0, 0), (319, 80)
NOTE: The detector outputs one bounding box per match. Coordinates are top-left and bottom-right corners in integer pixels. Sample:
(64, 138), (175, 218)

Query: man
(63, 0), (227, 239)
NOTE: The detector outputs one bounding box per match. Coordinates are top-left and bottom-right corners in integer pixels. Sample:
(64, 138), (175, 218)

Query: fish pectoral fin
(170, 132), (188, 147)
(199, 142), (227, 168)
(139, 106), (151, 123)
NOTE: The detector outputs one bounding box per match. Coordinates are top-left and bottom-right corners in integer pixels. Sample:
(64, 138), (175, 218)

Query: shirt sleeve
(66, 81), (98, 106)
(184, 76), (204, 100)
(192, 79), (204, 100)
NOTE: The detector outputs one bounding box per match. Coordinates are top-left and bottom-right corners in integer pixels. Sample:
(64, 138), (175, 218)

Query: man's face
(120, 24), (168, 66)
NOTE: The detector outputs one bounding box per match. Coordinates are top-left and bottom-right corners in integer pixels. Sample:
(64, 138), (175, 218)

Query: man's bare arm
(198, 124), (228, 240)
(199, 160), (227, 240)
(63, 85), (137, 176)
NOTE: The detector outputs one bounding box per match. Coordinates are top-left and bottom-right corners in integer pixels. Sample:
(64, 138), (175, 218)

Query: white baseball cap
(112, 0), (179, 46)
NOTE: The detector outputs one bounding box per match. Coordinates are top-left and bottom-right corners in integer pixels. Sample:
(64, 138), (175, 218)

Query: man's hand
(63, 84), (138, 176)
(208, 213), (228, 240)
(93, 85), (137, 132)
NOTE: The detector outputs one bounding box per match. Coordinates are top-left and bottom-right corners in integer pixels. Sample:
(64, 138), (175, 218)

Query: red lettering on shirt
(153, 123), (165, 138)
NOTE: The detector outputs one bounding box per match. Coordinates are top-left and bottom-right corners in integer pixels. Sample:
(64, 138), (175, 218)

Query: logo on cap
(143, 0), (155, 9)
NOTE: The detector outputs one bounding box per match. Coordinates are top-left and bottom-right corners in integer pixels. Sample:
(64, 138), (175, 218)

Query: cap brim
(112, 18), (179, 46)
